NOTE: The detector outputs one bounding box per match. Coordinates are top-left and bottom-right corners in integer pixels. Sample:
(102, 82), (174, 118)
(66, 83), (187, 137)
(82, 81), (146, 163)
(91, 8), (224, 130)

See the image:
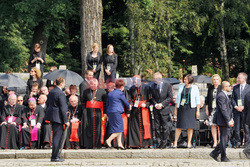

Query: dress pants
(211, 126), (230, 160)
(154, 110), (170, 147)
(234, 113), (250, 145)
(51, 123), (63, 159)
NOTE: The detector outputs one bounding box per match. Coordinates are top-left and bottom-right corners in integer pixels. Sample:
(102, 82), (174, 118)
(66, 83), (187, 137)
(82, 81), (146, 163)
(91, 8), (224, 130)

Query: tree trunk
(129, 12), (135, 76)
(80, 0), (103, 78)
(31, 21), (48, 56)
(218, 2), (229, 81)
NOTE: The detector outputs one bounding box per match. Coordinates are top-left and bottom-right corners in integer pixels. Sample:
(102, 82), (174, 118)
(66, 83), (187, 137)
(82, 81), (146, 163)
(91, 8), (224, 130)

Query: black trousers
(233, 112), (250, 145)
(154, 110), (170, 147)
(51, 123), (63, 159)
(211, 126), (230, 160)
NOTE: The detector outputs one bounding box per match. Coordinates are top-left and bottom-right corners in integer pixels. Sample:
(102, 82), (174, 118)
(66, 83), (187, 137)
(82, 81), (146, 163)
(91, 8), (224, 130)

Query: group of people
(0, 42), (249, 162)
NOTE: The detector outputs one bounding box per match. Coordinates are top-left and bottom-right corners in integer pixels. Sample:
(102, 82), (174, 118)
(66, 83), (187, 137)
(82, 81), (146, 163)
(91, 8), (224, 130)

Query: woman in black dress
(86, 43), (102, 80)
(28, 43), (45, 77)
(26, 67), (43, 94)
(173, 74), (201, 148)
(205, 74), (222, 147)
(103, 44), (117, 83)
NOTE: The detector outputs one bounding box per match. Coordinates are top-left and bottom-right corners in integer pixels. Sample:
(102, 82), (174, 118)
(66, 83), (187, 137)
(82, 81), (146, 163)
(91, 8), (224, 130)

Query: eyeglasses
(17, 100), (23, 102)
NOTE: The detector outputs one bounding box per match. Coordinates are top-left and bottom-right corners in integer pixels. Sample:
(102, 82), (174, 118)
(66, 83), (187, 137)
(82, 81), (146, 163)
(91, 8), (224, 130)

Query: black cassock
(127, 84), (153, 148)
(81, 88), (106, 148)
(21, 105), (44, 149)
(64, 105), (82, 149)
(40, 105), (52, 148)
(0, 104), (24, 149)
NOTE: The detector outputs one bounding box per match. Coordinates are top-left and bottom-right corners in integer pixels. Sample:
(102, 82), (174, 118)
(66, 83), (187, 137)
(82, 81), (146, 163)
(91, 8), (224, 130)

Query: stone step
(0, 158), (248, 167)
(0, 148), (248, 160)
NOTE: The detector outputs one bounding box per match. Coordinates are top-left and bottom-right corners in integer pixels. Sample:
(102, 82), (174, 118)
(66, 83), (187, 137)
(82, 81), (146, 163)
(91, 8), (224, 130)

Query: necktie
(240, 85), (243, 97)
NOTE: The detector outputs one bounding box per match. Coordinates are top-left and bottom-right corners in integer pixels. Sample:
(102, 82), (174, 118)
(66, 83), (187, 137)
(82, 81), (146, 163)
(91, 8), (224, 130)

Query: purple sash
(28, 115), (38, 141)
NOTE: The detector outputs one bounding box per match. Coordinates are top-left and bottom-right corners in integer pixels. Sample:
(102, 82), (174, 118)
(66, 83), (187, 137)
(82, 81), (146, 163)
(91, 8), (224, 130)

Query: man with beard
(64, 95), (82, 149)
(0, 94), (24, 149)
(21, 97), (45, 149)
(81, 78), (107, 149)
(127, 75), (152, 148)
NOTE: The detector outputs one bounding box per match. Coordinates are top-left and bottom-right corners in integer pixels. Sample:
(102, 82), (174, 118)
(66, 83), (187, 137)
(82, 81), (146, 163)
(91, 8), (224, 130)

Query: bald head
(38, 94), (47, 105)
(69, 95), (78, 107)
(222, 81), (231, 92)
(8, 94), (17, 106)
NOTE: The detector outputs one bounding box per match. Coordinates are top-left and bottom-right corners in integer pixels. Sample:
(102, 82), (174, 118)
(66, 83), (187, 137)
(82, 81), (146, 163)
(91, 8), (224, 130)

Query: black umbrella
(193, 75), (211, 83)
(0, 74), (27, 87)
(163, 78), (181, 85)
(44, 70), (83, 86)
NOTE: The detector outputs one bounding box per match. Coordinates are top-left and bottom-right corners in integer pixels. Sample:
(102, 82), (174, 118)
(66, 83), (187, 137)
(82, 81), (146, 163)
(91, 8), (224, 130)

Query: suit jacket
(214, 91), (232, 127)
(106, 89), (130, 114)
(0, 104), (24, 124)
(45, 86), (68, 124)
(243, 91), (250, 125)
(79, 80), (88, 102)
(149, 80), (173, 114)
(231, 83), (250, 114)
(206, 85), (222, 114)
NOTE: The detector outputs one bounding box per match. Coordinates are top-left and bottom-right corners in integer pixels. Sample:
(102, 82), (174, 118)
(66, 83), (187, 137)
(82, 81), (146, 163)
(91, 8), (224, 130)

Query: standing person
(26, 67), (43, 94)
(231, 72), (250, 148)
(46, 66), (57, 88)
(243, 91), (250, 159)
(79, 70), (94, 102)
(103, 44), (118, 83)
(173, 74), (200, 148)
(105, 79), (130, 150)
(81, 78), (107, 149)
(149, 72), (173, 149)
(28, 43), (45, 77)
(210, 81), (234, 162)
(127, 75), (152, 148)
(45, 77), (69, 162)
(0, 94), (24, 149)
(86, 43), (102, 80)
(206, 74), (222, 148)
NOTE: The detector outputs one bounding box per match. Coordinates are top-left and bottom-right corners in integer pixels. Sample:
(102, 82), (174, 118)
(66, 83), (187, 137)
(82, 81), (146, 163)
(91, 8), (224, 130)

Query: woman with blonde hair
(26, 67), (43, 94)
(86, 43), (102, 80)
(28, 43), (45, 77)
(205, 74), (222, 147)
(103, 44), (118, 83)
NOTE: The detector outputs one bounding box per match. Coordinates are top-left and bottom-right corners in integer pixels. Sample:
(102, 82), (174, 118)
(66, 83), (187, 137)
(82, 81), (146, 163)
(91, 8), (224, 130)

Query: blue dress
(106, 89), (130, 134)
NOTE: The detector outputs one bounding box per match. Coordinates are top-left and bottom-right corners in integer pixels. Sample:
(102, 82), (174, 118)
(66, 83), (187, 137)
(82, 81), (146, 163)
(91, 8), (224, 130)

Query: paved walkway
(0, 158), (249, 167)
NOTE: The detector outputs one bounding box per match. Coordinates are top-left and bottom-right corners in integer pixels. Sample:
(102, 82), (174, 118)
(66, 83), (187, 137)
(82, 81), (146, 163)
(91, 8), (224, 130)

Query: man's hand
(155, 103), (163, 110)
(196, 110), (200, 119)
(22, 123), (28, 129)
(127, 114), (130, 118)
(35, 124), (41, 129)
(93, 69), (96, 73)
(30, 92), (34, 97)
(205, 108), (209, 116)
(105, 69), (111, 75)
(65, 122), (70, 127)
(141, 103), (146, 108)
(0, 122), (7, 125)
(104, 114), (108, 120)
(10, 122), (16, 126)
(228, 119), (234, 127)
(235, 106), (244, 112)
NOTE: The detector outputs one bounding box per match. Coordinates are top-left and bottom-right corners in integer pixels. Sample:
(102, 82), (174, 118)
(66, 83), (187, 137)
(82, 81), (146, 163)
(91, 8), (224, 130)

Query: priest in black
(21, 97), (45, 149)
(81, 78), (107, 148)
(0, 94), (24, 149)
(149, 72), (173, 149)
(127, 75), (153, 148)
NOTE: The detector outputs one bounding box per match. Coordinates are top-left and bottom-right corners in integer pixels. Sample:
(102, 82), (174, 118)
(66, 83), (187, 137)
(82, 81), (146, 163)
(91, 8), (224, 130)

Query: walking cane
(150, 105), (157, 148)
(59, 111), (71, 155)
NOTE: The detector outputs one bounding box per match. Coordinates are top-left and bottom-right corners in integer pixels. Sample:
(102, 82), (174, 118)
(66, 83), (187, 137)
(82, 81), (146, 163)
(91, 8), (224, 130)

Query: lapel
(242, 84), (250, 98)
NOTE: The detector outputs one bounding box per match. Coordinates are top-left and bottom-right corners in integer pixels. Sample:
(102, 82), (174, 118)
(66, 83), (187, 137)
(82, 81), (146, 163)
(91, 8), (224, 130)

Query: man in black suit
(243, 91), (250, 159)
(45, 77), (69, 162)
(149, 72), (173, 148)
(231, 72), (250, 148)
(79, 70), (94, 103)
(210, 81), (234, 162)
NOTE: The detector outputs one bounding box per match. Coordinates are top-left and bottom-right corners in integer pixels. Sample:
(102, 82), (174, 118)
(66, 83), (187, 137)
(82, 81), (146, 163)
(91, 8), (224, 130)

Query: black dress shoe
(51, 158), (65, 162)
(209, 152), (219, 162)
(221, 157), (230, 162)
(243, 150), (250, 159)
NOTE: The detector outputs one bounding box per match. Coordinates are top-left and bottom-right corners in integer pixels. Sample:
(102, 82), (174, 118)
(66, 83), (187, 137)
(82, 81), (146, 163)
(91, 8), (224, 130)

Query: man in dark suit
(210, 81), (234, 162)
(149, 72), (173, 148)
(45, 77), (69, 162)
(231, 72), (250, 148)
(243, 91), (250, 159)
(79, 70), (94, 103)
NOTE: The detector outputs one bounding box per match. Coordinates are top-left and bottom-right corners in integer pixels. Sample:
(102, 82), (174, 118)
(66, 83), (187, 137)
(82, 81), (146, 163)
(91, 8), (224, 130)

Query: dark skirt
(177, 103), (197, 129)
(108, 112), (124, 134)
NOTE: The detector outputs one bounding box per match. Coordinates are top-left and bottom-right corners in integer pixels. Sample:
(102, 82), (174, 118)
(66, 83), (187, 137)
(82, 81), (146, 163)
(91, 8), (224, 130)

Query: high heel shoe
(105, 141), (112, 149)
(117, 146), (126, 150)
